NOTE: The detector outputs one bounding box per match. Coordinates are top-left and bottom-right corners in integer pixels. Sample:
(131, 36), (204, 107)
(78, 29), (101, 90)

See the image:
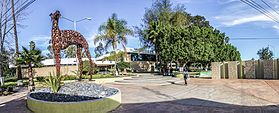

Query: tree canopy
(257, 47), (273, 60)
(139, 0), (241, 67)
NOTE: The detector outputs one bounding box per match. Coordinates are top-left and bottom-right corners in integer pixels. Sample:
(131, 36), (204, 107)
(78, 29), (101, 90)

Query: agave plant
(45, 72), (63, 93)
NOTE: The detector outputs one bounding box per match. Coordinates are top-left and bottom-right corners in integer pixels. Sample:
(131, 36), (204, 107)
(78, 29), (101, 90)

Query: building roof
(41, 58), (115, 66)
(9, 58), (115, 68)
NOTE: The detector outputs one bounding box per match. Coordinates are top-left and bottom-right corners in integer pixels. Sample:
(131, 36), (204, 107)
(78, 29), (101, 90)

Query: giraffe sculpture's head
(49, 10), (61, 20)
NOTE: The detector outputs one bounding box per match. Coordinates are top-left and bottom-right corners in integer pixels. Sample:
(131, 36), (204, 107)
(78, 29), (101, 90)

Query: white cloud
(173, 0), (191, 4)
(214, 0), (279, 32)
(217, 0), (238, 4)
(22, 36), (51, 48)
(273, 25), (279, 35)
(273, 25), (279, 30)
(216, 14), (273, 26)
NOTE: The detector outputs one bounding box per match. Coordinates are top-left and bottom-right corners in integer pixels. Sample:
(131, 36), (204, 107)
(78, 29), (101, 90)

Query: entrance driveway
(109, 74), (279, 113)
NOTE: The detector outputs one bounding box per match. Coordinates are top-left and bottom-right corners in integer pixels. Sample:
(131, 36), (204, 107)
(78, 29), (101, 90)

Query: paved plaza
(110, 74), (279, 113)
(1, 73), (279, 113)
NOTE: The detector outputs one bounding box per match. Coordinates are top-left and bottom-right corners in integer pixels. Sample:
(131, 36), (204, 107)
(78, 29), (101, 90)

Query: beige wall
(130, 61), (156, 72)
(212, 60), (279, 80)
(22, 60), (156, 77)
(22, 65), (77, 77)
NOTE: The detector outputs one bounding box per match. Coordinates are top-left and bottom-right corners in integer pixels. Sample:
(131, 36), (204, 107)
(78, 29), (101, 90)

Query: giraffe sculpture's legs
(77, 45), (83, 81)
(54, 49), (61, 76)
(84, 45), (94, 81)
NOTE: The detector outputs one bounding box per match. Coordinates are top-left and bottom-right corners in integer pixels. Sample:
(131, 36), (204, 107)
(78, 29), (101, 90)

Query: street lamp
(61, 16), (92, 76)
(61, 16), (92, 31)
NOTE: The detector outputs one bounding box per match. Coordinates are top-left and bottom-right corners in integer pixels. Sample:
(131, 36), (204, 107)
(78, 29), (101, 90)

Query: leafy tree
(64, 45), (77, 58)
(16, 41), (45, 91)
(104, 51), (125, 61)
(94, 13), (133, 75)
(0, 49), (16, 80)
(0, 0), (34, 82)
(46, 40), (54, 59)
(139, 0), (241, 70)
(257, 47), (273, 60)
(82, 60), (99, 75)
(117, 61), (130, 75)
(94, 43), (105, 58)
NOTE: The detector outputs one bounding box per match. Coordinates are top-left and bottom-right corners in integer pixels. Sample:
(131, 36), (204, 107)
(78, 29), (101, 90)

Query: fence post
(239, 61), (243, 79)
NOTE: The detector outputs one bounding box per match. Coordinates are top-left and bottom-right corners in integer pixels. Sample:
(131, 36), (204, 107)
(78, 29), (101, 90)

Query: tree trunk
(0, 0), (8, 86)
(28, 64), (35, 91)
(12, 0), (22, 80)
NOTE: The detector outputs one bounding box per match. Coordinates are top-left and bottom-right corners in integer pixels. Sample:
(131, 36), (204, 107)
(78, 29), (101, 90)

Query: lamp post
(61, 16), (92, 76)
(61, 16), (92, 31)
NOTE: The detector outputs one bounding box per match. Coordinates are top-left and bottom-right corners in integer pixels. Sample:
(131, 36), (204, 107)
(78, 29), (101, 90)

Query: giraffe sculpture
(50, 10), (94, 81)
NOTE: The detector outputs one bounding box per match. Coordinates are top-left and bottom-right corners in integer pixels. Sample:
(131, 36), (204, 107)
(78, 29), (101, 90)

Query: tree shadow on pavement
(0, 97), (31, 113)
(111, 98), (279, 113)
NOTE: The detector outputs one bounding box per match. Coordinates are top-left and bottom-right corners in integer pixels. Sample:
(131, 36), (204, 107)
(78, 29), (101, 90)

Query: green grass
(1, 77), (47, 89)
(0, 79), (28, 89)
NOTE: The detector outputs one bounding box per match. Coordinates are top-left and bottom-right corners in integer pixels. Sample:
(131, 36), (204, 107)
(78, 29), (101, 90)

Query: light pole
(61, 16), (92, 31)
(61, 16), (92, 76)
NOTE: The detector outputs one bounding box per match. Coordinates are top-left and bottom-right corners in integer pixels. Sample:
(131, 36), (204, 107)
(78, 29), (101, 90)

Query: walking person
(183, 68), (189, 85)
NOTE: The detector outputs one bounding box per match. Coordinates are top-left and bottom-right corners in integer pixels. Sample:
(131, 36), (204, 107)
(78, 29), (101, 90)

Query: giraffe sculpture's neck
(51, 19), (60, 40)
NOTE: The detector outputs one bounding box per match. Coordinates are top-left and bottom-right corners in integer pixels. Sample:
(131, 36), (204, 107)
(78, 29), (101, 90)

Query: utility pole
(12, 0), (23, 85)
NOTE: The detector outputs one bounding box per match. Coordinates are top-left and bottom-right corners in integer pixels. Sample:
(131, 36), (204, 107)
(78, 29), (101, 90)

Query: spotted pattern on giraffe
(50, 10), (94, 81)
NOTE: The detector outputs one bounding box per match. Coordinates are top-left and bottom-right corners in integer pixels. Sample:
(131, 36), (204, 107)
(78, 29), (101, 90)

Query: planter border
(27, 87), (121, 113)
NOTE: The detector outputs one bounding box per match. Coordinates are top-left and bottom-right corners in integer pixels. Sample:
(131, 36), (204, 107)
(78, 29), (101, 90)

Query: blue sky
(14, 0), (279, 60)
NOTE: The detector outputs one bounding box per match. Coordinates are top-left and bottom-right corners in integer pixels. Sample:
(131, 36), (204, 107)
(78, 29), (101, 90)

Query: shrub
(63, 75), (77, 81)
(36, 77), (45, 82)
(45, 73), (63, 93)
(82, 60), (100, 74)
(117, 61), (130, 71)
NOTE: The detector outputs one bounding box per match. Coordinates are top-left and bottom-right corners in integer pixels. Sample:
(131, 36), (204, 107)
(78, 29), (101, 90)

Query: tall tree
(0, 0), (35, 85)
(257, 47), (273, 60)
(16, 41), (44, 91)
(12, 0), (22, 81)
(139, 0), (241, 70)
(94, 13), (133, 75)
(94, 43), (105, 58)
(0, 0), (8, 85)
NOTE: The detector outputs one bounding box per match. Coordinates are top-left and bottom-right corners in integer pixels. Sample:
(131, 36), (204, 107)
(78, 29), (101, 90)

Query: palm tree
(16, 41), (44, 91)
(94, 13), (133, 75)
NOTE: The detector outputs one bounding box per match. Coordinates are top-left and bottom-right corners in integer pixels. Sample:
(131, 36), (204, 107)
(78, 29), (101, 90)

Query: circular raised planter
(27, 86), (121, 113)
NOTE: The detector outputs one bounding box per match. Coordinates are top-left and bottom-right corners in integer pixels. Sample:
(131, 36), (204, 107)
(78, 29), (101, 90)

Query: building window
(130, 53), (156, 61)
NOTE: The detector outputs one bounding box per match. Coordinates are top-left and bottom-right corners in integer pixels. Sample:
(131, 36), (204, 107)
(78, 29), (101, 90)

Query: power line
(248, 0), (278, 20)
(240, 0), (279, 24)
(1, 0), (36, 27)
(230, 38), (279, 40)
(261, 0), (279, 17)
(243, 0), (279, 23)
